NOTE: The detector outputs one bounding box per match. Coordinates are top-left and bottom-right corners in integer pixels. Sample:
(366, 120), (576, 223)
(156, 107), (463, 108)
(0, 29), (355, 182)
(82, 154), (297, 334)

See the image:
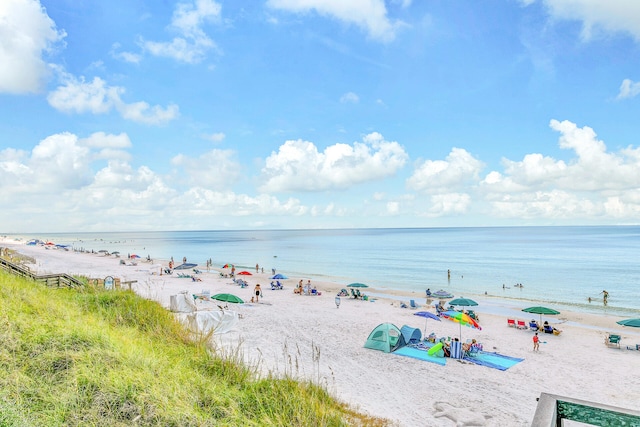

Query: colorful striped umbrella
(441, 310), (482, 341)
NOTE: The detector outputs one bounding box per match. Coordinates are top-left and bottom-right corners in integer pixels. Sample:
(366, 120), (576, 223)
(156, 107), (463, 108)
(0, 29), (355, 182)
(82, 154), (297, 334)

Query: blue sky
(1, 0), (640, 232)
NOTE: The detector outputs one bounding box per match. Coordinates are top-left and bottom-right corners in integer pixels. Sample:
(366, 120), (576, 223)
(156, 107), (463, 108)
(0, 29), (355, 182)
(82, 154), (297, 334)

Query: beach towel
(463, 351), (523, 371)
(393, 346), (447, 365)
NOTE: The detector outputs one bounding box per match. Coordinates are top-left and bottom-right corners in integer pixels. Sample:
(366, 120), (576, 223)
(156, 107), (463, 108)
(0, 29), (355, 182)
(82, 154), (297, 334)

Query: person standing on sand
(254, 284), (262, 302)
(533, 332), (540, 352)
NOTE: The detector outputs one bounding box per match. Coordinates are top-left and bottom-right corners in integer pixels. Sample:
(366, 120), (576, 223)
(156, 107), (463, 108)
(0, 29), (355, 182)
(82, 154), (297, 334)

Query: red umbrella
(237, 271), (252, 275)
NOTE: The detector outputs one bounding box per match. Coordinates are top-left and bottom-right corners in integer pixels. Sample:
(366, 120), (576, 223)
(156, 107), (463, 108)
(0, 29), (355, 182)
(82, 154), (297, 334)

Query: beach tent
(400, 325), (422, 344)
(364, 323), (406, 353)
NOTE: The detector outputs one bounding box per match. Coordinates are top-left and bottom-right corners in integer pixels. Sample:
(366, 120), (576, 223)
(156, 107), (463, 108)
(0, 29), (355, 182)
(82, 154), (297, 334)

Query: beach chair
(409, 299), (418, 309)
(464, 342), (480, 358)
(467, 310), (479, 321)
(529, 320), (539, 331)
(605, 333), (621, 348)
(450, 340), (462, 359)
(507, 318), (516, 328)
(516, 320), (527, 330)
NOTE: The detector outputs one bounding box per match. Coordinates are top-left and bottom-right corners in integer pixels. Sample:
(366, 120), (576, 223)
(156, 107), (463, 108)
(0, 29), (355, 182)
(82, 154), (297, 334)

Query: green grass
(0, 270), (388, 426)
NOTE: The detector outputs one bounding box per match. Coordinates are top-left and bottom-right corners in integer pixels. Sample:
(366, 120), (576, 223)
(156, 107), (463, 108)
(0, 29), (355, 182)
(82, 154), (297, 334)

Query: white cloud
(480, 119), (640, 220)
(259, 132), (408, 192)
(0, 130), (310, 231)
(340, 91), (359, 103)
(80, 132), (132, 149)
(110, 43), (142, 64)
(0, 132), (91, 195)
(407, 148), (484, 194)
(267, 0), (404, 42)
(141, 0), (221, 63)
(205, 132), (226, 142)
(527, 0), (640, 41)
(0, 0), (66, 94)
(47, 75), (179, 125)
(171, 149), (242, 187)
(617, 78), (640, 99)
(427, 193), (472, 216)
(119, 101), (180, 125)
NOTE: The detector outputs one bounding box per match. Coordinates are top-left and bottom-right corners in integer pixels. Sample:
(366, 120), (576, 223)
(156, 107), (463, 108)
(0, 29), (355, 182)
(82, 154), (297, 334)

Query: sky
(1, 0), (640, 233)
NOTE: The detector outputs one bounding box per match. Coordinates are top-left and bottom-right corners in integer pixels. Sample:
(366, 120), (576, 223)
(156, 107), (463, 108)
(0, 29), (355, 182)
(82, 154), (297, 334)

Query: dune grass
(0, 270), (388, 426)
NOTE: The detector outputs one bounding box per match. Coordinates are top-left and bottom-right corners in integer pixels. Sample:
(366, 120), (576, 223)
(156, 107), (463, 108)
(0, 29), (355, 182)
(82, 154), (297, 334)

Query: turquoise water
(6, 226), (640, 316)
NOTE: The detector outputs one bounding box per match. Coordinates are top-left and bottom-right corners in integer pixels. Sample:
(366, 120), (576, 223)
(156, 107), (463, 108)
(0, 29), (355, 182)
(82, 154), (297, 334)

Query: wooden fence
(0, 256), (84, 288)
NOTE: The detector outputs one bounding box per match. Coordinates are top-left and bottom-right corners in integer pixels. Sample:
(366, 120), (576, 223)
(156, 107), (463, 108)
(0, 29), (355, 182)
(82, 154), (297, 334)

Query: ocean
(6, 226), (640, 317)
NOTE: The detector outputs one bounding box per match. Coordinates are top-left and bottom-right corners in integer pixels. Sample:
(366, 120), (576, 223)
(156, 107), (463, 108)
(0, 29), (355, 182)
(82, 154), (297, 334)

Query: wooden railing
(0, 256), (84, 288)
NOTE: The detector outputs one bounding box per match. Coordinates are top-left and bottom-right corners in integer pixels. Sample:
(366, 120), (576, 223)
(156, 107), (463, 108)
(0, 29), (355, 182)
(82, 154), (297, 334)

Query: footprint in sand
(433, 401), (491, 426)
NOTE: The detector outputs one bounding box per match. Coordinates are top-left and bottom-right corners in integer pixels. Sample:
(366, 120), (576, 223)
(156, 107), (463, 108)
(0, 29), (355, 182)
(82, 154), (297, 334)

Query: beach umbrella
(222, 264), (230, 268)
(431, 289), (454, 299)
(211, 293), (244, 304)
(414, 311), (441, 336)
(449, 297), (478, 308)
(238, 271), (252, 276)
(271, 273), (288, 279)
(130, 254), (140, 259)
(616, 319), (640, 328)
(440, 310), (482, 341)
(522, 306), (560, 324)
(347, 283), (369, 288)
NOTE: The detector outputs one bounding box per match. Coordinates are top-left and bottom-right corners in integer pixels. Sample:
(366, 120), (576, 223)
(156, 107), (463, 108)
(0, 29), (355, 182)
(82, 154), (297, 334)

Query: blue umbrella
(270, 273), (288, 279)
(414, 311), (441, 336)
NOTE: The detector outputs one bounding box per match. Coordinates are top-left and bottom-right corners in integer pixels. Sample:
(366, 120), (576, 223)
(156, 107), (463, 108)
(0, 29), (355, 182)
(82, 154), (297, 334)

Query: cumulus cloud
(141, 0), (221, 63)
(526, 0), (640, 41)
(267, 0), (404, 42)
(47, 75), (179, 125)
(406, 148), (484, 194)
(171, 149), (242, 187)
(0, 132), (91, 195)
(480, 119), (640, 220)
(259, 132), (408, 192)
(0, 0), (66, 94)
(0, 130), (309, 231)
(617, 78), (640, 99)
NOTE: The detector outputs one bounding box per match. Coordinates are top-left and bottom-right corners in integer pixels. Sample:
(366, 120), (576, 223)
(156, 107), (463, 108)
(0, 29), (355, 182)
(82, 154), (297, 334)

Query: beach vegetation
(0, 271), (388, 426)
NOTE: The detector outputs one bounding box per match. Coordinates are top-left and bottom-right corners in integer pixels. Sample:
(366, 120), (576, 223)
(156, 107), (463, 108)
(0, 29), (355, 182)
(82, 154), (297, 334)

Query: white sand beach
(3, 239), (640, 426)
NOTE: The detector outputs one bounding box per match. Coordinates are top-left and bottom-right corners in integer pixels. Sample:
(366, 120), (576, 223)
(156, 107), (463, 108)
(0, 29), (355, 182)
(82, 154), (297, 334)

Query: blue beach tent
(400, 325), (422, 344)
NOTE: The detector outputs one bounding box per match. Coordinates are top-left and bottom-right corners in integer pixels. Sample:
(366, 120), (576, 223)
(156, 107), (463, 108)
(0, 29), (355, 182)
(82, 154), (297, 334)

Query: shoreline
(3, 229), (639, 317)
(3, 238), (638, 335)
(2, 238), (640, 426)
